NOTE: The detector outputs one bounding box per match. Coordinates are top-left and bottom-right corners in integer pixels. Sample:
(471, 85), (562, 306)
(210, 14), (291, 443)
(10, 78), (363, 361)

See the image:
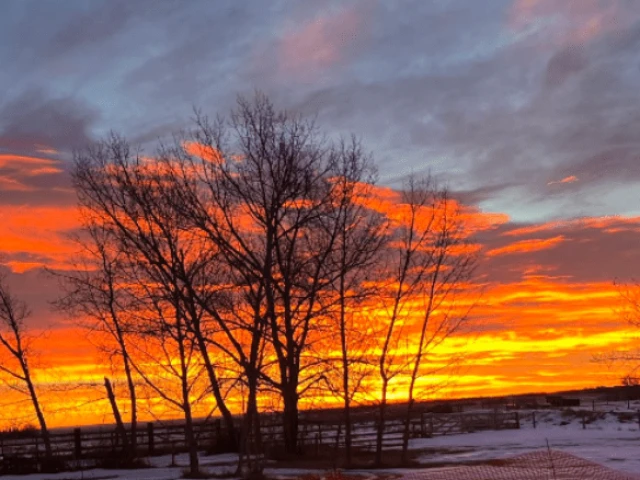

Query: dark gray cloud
(276, 4), (640, 220)
(545, 45), (588, 88)
(453, 183), (522, 206)
(0, 90), (98, 153)
(0, 266), (69, 330)
(1, 0), (640, 222)
(0, 90), (88, 206)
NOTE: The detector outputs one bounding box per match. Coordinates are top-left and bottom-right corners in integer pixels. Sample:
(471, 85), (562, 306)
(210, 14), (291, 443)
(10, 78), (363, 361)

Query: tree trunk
(402, 277), (438, 463)
(237, 372), (262, 477)
(401, 398), (414, 464)
(184, 402), (200, 477)
(194, 333), (238, 451)
(122, 355), (137, 454)
(23, 362), (51, 458)
(180, 353), (200, 477)
(339, 289), (352, 466)
(343, 390), (352, 466)
(375, 379), (388, 466)
(282, 383), (299, 454)
(177, 312), (199, 477)
(104, 377), (130, 453)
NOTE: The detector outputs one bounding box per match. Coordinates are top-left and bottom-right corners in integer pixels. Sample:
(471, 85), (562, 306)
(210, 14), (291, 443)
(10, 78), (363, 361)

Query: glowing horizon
(0, 182), (636, 429)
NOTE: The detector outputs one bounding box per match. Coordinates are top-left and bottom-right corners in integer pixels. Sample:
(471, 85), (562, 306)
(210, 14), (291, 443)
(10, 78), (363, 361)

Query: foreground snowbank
(405, 450), (640, 480)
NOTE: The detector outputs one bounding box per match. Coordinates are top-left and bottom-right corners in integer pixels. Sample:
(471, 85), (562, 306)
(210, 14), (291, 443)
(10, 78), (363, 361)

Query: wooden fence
(0, 410), (519, 473)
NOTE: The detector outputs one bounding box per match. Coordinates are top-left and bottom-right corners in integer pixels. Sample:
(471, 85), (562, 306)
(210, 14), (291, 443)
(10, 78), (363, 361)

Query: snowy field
(415, 408), (640, 474)
(3, 404), (640, 479)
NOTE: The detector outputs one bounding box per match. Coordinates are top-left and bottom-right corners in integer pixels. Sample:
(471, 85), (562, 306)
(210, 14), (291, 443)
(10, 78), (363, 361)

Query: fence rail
(0, 410), (519, 473)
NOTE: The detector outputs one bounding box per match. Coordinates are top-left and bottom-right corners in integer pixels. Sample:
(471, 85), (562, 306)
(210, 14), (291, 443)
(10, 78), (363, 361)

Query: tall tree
(131, 279), (206, 478)
(68, 93), (479, 471)
(0, 274), (51, 458)
(374, 176), (476, 465)
(398, 185), (477, 462)
(72, 136), (239, 455)
(53, 224), (139, 455)
(320, 139), (388, 465)
(171, 94), (363, 453)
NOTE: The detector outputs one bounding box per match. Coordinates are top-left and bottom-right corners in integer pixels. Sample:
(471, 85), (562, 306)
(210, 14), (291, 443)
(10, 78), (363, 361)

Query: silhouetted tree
(374, 176), (477, 465)
(172, 94), (377, 455)
(68, 93), (480, 472)
(72, 136), (239, 460)
(0, 274), (51, 457)
(53, 224), (139, 455)
(131, 282), (205, 477)
(398, 181), (477, 462)
(319, 139), (388, 465)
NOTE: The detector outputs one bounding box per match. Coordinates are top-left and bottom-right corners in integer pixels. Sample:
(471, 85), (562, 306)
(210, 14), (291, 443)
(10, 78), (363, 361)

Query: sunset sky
(2, 0), (640, 428)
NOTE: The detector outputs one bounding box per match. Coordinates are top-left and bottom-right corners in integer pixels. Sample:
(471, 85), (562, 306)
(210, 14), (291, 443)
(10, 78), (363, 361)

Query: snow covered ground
(3, 404), (640, 479)
(413, 408), (640, 474)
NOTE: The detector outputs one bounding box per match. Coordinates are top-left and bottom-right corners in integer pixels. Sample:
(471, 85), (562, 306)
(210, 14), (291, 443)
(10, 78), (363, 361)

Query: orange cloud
(0, 205), (80, 272)
(0, 175), (34, 191)
(0, 153), (63, 180)
(548, 175), (578, 185)
(361, 184), (509, 236)
(183, 141), (223, 164)
(27, 166), (64, 176)
(0, 153), (58, 167)
(504, 215), (640, 238)
(486, 235), (565, 256)
(35, 145), (59, 155)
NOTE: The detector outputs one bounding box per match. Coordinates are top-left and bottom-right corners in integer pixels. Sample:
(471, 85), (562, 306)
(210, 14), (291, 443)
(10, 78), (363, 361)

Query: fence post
(74, 428), (82, 458)
(170, 441), (177, 467)
(420, 412), (425, 437)
(315, 433), (319, 457)
(35, 436), (40, 467)
(147, 422), (155, 455)
(532, 411), (536, 429)
(515, 411), (520, 429)
(429, 415), (434, 437)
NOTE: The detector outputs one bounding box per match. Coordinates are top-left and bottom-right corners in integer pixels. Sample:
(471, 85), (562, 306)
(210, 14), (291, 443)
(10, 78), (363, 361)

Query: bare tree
(0, 274), (51, 457)
(53, 224), (139, 455)
(129, 279), (207, 478)
(172, 94), (363, 454)
(399, 186), (477, 462)
(67, 93), (479, 472)
(374, 176), (477, 465)
(72, 136), (239, 456)
(319, 139), (388, 465)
